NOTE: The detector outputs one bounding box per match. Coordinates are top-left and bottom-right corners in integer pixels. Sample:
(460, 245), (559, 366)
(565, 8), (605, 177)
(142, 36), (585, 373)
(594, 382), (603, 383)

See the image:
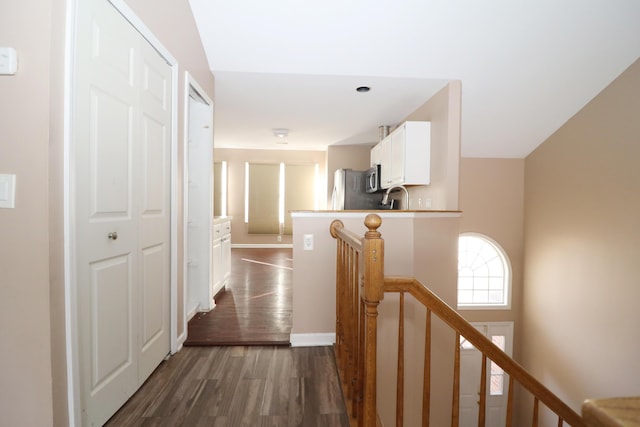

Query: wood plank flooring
(105, 248), (350, 425)
(184, 248), (293, 346)
(105, 346), (350, 426)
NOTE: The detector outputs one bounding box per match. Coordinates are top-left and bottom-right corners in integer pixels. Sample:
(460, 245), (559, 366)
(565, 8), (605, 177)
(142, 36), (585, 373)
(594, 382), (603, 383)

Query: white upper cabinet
(370, 142), (382, 167)
(372, 121), (431, 189)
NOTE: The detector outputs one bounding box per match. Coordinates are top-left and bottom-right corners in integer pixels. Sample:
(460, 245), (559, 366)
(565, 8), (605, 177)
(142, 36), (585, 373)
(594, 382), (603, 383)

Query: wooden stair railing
(330, 214), (586, 427)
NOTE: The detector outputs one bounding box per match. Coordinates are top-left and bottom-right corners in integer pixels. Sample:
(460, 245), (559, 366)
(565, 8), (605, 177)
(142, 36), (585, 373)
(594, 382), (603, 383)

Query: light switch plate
(0, 47), (17, 75)
(0, 174), (16, 208)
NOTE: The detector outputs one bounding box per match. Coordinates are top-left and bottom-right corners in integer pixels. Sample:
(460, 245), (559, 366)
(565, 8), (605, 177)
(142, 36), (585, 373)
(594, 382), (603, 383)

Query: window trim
(457, 232), (512, 310)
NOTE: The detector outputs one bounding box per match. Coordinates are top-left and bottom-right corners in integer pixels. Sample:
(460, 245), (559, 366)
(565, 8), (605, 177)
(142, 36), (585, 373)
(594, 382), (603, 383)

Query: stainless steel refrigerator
(331, 169), (382, 210)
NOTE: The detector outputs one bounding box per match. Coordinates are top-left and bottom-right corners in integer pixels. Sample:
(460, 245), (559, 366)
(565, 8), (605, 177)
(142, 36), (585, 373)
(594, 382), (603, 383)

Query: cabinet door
(221, 220), (231, 283)
(370, 143), (382, 167)
(390, 125), (406, 186)
(222, 235), (231, 283)
(379, 137), (393, 188)
(403, 121), (431, 186)
(212, 237), (222, 296)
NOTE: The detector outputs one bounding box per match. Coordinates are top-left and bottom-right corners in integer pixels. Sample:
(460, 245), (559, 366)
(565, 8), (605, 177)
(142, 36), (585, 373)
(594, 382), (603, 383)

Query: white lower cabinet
(212, 217), (231, 297)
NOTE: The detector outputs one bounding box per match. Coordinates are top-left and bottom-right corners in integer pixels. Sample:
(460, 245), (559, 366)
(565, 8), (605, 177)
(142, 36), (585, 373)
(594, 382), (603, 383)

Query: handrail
(330, 215), (384, 427)
(330, 214), (588, 427)
(330, 219), (364, 250)
(384, 277), (585, 427)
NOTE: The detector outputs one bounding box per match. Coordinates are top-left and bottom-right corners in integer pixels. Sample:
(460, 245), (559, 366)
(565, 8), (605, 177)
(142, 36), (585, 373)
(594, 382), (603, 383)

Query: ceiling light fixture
(356, 86), (370, 93)
(273, 128), (289, 138)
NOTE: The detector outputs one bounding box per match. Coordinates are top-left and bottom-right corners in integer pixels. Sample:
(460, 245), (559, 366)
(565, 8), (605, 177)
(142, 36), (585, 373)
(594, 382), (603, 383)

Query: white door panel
(140, 245), (164, 345)
(140, 115), (166, 214)
(459, 327), (483, 426)
(74, 0), (171, 424)
(137, 35), (171, 381)
(138, 241), (168, 378)
(90, 90), (133, 217)
(459, 322), (513, 427)
(90, 254), (134, 387)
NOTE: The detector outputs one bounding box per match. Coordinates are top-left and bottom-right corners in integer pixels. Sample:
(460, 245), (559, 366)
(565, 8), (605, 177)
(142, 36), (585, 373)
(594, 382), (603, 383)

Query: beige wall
(404, 80), (462, 211)
(49, 0), (69, 425)
(0, 2), (55, 426)
(522, 58), (640, 421)
(323, 81), (462, 212)
(291, 212), (461, 426)
(0, 0), (214, 425)
(214, 148), (327, 245)
(291, 155), (527, 425)
(458, 158), (525, 354)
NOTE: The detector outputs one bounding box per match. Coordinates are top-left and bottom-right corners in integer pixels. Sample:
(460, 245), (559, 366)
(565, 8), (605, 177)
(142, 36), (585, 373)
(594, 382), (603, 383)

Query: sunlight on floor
(240, 258), (293, 270)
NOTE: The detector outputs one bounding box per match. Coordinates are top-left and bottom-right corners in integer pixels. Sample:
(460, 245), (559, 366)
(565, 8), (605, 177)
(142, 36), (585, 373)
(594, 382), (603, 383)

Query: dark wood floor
(184, 248), (293, 346)
(105, 345), (350, 426)
(106, 248), (349, 426)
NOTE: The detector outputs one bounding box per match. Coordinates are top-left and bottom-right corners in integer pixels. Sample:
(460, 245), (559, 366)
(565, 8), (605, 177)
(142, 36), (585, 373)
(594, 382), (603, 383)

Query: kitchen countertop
(291, 210), (461, 219)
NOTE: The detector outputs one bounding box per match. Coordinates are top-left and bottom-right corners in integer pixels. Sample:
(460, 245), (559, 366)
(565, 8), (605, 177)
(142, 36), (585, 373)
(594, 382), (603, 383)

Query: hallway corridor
(106, 248), (349, 426)
(185, 248), (293, 346)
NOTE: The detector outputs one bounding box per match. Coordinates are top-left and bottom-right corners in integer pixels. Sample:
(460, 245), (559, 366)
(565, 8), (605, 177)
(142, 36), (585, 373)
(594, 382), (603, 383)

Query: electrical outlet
(0, 174), (16, 208)
(0, 47), (17, 75)
(303, 234), (314, 251)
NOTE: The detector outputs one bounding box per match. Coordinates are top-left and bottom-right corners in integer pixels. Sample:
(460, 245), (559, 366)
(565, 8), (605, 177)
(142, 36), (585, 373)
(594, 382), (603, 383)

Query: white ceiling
(188, 0), (640, 158)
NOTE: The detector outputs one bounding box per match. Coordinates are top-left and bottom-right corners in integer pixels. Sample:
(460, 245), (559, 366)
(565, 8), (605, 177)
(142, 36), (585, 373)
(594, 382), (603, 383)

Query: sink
(376, 200), (397, 210)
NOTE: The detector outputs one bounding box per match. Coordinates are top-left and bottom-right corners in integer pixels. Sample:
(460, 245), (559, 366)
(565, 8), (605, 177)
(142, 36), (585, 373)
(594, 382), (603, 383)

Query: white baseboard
(187, 304), (201, 322)
(290, 333), (336, 347)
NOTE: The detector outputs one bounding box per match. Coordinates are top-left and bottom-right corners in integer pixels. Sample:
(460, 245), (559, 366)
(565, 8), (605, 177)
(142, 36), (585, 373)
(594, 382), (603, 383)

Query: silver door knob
(108, 232), (118, 240)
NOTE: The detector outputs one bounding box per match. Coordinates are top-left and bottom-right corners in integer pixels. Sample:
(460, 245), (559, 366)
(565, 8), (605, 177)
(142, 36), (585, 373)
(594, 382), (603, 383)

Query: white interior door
(459, 324), (484, 426)
(73, 0), (171, 424)
(186, 88), (214, 315)
(459, 322), (513, 427)
(136, 25), (172, 382)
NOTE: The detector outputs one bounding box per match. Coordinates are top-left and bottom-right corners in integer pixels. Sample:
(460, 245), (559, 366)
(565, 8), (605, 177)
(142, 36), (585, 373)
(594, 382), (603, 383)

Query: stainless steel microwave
(366, 165), (382, 193)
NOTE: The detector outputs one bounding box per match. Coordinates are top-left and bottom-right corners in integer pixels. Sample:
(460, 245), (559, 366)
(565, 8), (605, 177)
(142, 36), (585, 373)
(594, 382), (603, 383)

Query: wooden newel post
(362, 214), (384, 426)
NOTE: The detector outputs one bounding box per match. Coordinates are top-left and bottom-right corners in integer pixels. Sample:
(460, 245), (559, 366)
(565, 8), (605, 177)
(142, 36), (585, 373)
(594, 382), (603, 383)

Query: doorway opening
(459, 322), (514, 427)
(184, 74), (214, 325)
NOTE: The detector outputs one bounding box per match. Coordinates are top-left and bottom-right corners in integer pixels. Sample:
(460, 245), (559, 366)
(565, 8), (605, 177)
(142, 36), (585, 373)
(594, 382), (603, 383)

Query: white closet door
(136, 29), (172, 383)
(73, 0), (171, 425)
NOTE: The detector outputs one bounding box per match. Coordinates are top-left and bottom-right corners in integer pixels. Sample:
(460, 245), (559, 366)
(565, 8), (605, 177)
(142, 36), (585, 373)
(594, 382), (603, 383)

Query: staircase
(329, 214), (638, 427)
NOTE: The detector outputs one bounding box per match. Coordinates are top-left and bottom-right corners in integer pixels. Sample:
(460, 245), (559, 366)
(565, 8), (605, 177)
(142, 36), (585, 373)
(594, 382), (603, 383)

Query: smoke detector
(273, 128), (289, 138)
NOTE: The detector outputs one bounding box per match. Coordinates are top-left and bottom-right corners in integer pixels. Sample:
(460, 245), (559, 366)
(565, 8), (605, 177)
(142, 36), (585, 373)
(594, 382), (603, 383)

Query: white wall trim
(290, 333), (336, 347)
(63, 1), (79, 424)
(64, 1), (179, 425)
(186, 304), (201, 323)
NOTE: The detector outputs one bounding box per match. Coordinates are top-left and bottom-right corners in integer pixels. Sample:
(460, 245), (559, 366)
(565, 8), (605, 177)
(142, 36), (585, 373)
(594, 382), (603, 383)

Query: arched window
(457, 233), (511, 309)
